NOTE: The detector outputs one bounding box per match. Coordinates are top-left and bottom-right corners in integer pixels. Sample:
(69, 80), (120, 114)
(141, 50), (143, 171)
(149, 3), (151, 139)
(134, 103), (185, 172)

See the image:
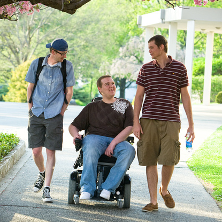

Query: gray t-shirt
(71, 98), (133, 138)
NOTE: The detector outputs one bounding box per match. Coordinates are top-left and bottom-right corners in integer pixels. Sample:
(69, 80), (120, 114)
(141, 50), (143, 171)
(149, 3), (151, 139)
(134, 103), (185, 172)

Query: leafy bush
(73, 85), (91, 105)
(0, 84), (9, 101)
(192, 76), (222, 103)
(3, 57), (36, 102)
(192, 76), (204, 102)
(73, 82), (99, 105)
(192, 58), (205, 77)
(215, 91), (222, 104)
(211, 76), (222, 101)
(212, 57), (222, 76)
(75, 99), (86, 106)
(0, 66), (12, 84)
(0, 133), (19, 161)
(193, 56), (222, 76)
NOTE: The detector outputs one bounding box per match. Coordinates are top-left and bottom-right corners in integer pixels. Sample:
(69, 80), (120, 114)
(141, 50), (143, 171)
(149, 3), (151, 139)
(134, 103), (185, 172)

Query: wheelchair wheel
(123, 183), (131, 208)
(68, 176), (77, 204)
(117, 199), (124, 208)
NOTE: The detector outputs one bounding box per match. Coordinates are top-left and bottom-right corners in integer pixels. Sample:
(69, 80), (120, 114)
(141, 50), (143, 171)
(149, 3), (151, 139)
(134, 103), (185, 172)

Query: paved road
(0, 102), (222, 222)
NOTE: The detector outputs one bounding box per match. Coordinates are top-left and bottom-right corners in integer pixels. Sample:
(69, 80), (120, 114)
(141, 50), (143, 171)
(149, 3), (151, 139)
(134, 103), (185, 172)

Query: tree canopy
(0, 0), (91, 20)
(0, 0), (218, 20)
(1, 0), (222, 102)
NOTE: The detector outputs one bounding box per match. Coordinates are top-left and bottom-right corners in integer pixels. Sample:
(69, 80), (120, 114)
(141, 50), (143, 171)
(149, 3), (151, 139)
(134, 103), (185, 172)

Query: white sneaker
(42, 187), (53, 203)
(100, 189), (111, 200)
(80, 192), (91, 200)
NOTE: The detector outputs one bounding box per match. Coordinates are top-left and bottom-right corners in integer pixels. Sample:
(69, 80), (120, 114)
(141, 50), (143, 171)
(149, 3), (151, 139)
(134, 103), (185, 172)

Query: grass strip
(187, 126), (222, 209)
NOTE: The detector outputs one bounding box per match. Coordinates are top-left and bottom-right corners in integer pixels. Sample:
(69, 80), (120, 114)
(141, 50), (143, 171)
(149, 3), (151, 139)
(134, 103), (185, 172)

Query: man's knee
(46, 149), (56, 159)
(32, 147), (42, 157)
(82, 134), (105, 156)
(82, 144), (101, 164)
(114, 142), (135, 167)
(129, 144), (136, 158)
(117, 142), (135, 157)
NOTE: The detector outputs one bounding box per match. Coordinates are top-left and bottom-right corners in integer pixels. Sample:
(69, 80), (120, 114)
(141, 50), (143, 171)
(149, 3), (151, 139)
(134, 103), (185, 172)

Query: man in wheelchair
(69, 75), (135, 201)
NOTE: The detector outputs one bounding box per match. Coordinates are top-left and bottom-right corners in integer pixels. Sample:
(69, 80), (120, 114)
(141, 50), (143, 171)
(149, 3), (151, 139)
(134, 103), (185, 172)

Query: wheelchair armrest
(126, 136), (134, 144)
(75, 137), (83, 152)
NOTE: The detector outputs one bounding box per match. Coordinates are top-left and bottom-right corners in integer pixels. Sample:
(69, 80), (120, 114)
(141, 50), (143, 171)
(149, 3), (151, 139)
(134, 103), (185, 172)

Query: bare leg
(32, 147), (45, 172)
(45, 149), (56, 187)
(161, 165), (174, 195)
(146, 165), (158, 205)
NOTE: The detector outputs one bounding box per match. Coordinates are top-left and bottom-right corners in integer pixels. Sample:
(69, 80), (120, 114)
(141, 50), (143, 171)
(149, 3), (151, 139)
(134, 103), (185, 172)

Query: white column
(168, 22), (177, 59)
(203, 31), (214, 105)
(144, 27), (154, 63)
(185, 20), (195, 96)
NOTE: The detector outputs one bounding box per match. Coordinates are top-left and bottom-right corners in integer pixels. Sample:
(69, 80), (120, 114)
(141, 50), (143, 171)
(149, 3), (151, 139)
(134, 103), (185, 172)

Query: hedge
(0, 133), (19, 161)
(193, 56), (222, 76)
(192, 76), (222, 102)
(215, 91), (222, 104)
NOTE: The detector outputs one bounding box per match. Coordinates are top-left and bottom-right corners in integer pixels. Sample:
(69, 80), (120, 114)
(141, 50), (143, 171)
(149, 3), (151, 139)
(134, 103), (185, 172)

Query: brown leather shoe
(142, 203), (158, 212)
(159, 187), (175, 208)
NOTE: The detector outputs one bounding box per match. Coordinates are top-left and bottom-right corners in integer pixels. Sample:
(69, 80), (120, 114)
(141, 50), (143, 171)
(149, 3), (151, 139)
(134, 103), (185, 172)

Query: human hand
(28, 102), (33, 110)
(105, 144), (115, 157)
(60, 111), (65, 116)
(133, 122), (143, 139)
(73, 133), (82, 145)
(185, 127), (195, 142)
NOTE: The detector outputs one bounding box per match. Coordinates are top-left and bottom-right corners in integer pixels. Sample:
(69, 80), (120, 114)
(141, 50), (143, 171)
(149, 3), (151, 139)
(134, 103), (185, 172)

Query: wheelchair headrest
(92, 97), (102, 102)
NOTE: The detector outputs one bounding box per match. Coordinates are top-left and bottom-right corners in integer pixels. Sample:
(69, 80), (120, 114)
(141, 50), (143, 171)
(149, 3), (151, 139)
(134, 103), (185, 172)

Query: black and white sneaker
(42, 187), (53, 203)
(33, 171), (45, 192)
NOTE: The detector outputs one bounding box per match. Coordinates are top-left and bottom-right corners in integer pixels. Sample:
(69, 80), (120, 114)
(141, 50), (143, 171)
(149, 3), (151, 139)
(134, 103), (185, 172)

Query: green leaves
(215, 91), (222, 104)
(0, 133), (19, 161)
(192, 76), (222, 103)
(3, 57), (36, 102)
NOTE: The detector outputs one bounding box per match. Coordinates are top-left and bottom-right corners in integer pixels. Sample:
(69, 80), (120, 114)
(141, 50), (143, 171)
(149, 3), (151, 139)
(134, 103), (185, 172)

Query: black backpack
(28, 57), (68, 104)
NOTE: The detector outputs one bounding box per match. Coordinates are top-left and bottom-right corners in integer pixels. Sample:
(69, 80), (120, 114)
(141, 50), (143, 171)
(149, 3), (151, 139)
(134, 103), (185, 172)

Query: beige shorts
(137, 118), (181, 166)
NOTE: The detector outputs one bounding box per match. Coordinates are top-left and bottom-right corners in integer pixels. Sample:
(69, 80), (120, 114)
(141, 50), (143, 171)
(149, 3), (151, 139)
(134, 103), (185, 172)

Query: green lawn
(187, 126), (222, 209)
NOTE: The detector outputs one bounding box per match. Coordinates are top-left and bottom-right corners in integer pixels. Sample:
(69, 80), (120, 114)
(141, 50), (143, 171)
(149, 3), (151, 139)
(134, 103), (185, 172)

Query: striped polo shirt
(136, 56), (189, 122)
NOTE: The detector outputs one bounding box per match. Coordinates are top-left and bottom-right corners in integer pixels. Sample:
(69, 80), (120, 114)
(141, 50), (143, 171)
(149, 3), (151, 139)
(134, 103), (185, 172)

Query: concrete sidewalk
(0, 103), (222, 222)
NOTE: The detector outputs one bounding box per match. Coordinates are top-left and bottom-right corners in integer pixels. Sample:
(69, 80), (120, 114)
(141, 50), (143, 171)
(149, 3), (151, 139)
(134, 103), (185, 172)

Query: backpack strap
(28, 57), (45, 103)
(61, 59), (68, 104)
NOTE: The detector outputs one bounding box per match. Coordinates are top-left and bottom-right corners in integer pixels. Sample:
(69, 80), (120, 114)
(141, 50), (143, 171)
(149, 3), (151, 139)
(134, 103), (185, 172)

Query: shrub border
(0, 140), (25, 181)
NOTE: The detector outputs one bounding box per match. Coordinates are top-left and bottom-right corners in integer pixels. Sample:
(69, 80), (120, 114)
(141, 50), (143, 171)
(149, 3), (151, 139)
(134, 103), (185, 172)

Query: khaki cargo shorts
(137, 118), (181, 166)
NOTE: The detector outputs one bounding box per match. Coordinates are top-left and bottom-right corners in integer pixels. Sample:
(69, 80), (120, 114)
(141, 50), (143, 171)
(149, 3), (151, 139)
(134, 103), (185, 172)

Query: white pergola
(137, 6), (222, 105)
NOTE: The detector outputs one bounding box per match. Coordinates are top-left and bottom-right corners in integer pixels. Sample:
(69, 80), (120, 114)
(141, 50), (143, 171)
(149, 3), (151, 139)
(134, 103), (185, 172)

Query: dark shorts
(137, 119), (181, 166)
(28, 110), (64, 150)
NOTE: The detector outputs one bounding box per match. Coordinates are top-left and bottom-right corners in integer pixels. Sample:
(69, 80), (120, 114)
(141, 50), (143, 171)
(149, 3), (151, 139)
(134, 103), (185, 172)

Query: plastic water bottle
(186, 133), (192, 152)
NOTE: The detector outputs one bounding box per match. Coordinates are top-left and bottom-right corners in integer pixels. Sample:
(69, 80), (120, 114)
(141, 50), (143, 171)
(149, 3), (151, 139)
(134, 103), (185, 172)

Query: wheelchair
(68, 135), (134, 208)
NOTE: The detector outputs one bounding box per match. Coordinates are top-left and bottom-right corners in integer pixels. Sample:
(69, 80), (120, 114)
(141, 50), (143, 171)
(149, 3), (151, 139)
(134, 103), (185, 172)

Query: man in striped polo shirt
(133, 35), (195, 212)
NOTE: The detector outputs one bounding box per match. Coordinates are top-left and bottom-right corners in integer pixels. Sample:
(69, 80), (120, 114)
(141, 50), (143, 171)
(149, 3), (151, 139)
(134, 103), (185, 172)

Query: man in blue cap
(25, 38), (75, 203)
